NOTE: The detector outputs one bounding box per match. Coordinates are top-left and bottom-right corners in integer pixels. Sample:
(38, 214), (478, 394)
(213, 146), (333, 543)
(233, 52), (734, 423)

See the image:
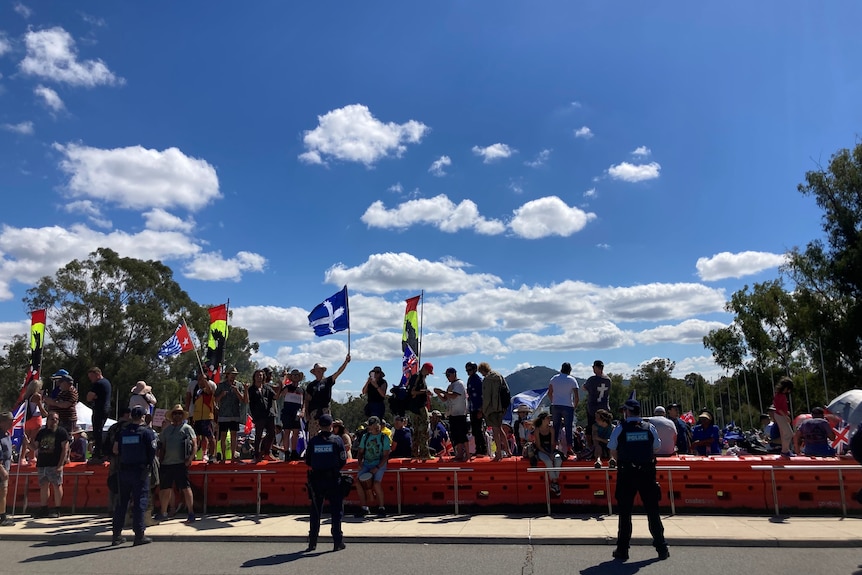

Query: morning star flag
(205, 303), (229, 383)
(158, 324), (195, 359)
(15, 309), (46, 407)
(400, 295), (421, 387)
(308, 286), (349, 337)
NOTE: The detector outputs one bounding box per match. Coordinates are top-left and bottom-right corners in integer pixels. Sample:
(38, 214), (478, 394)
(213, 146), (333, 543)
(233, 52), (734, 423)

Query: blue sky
(1, 2), (861, 399)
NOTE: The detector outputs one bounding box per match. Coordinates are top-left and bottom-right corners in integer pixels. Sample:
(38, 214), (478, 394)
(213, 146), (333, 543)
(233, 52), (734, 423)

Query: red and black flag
(16, 309), (46, 407)
(204, 303), (229, 383)
(400, 295), (421, 387)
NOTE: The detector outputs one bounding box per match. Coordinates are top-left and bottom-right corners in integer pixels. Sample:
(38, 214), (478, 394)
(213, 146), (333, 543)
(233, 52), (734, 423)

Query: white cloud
(184, 251), (267, 281)
(472, 143), (515, 163)
(525, 149), (551, 168)
(388, 183), (403, 194)
(509, 196), (596, 239)
(298, 104), (428, 166)
(608, 161), (661, 182)
(54, 143), (221, 210)
(633, 319), (728, 345)
(696, 251), (787, 281)
(574, 126), (593, 139)
(20, 27), (123, 87)
(361, 194), (506, 235)
(632, 146), (651, 157)
(64, 200), (110, 228)
(34, 84), (65, 112)
(570, 101), (582, 108)
(142, 208), (194, 233)
(0, 33), (12, 57)
(583, 188), (597, 198)
(2, 121), (34, 135)
(14, 3), (32, 18)
(428, 155), (451, 177)
(324, 252), (503, 294)
(0, 319), (31, 343)
(597, 243), (610, 250)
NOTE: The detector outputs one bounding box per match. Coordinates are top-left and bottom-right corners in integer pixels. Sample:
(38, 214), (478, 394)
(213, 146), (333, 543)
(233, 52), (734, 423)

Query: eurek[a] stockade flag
(205, 304), (229, 383)
(158, 324), (195, 359)
(308, 286), (349, 337)
(15, 309), (46, 407)
(400, 295), (421, 387)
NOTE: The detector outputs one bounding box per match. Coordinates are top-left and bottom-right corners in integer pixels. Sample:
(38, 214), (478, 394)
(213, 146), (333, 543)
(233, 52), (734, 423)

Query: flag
(627, 389), (636, 401)
(15, 309), (46, 407)
(296, 417), (307, 457)
(205, 304), (229, 383)
(681, 411), (696, 425)
(832, 424), (851, 452)
(504, 387), (549, 425)
(308, 286), (349, 337)
(400, 295), (421, 387)
(158, 324), (195, 359)
(244, 414), (253, 435)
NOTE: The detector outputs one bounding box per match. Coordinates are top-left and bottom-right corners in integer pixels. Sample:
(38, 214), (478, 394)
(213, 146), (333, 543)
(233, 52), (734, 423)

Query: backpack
(500, 377), (511, 409)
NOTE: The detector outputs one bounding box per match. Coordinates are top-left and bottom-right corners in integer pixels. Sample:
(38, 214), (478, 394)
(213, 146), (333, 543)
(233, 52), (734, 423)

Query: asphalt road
(3, 541), (860, 575)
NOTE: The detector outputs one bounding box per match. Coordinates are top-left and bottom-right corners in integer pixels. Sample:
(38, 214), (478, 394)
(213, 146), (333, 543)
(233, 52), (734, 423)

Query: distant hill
(504, 366), (559, 395)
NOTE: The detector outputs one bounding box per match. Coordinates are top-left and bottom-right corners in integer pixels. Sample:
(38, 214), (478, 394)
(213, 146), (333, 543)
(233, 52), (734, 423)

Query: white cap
(654, 406), (666, 416)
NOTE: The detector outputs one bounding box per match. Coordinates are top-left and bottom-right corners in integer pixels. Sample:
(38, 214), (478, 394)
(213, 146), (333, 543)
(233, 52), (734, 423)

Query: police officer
(111, 405), (157, 546)
(608, 398), (669, 562)
(304, 413), (347, 552)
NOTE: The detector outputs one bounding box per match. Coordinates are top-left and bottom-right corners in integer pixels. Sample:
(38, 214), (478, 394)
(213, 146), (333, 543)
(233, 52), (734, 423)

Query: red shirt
(773, 392), (789, 416)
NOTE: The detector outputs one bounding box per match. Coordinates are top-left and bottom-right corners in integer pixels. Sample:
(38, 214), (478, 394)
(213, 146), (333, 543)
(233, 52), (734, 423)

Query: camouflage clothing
(411, 406), (431, 459)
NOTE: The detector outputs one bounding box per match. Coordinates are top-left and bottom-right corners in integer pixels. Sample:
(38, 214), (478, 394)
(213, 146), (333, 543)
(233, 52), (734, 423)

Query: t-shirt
(306, 376), (335, 412)
(159, 423), (196, 465)
(445, 379), (468, 417)
(359, 432), (390, 466)
(248, 384), (275, 422)
(649, 416), (678, 456)
(466, 372), (483, 413)
(35, 426), (70, 468)
(217, 380), (245, 419)
(280, 383), (303, 421)
(798, 418), (834, 455)
(429, 421), (449, 453)
(192, 381), (216, 421)
(691, 424), (721, 455)
(1, 431), (12, 473)
(549, 373), (579, 407)
(583, 375), (612, 414)
(55, 386), (78, 425)
(391, 428), (412, 458)
(773, 392), (790, 417)
(90, 377), (111, 413)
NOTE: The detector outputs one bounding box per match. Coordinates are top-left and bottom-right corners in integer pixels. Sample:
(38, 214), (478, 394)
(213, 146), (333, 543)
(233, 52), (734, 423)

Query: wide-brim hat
(371, 366), (385, 377)
(131, 380), (151, 394)
(311, 363), (327, 372)
(225, 366), (239, 375)
(515, 404), (531, 414)
(698, 411), (713, 421)
(169, 403), (189, 417)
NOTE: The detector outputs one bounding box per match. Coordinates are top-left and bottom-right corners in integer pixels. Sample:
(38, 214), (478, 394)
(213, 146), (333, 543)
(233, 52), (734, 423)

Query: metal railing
(188, 468), (276, 516)
(344, 466), (474, 515)
(11, 470), (95, 515)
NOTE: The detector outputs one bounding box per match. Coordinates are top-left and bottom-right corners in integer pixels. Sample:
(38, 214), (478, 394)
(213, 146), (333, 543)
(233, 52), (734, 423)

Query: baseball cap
(130, 405), (147, 419)
(621, 399), (640, 413)
(593, 360), (604, 368)
(445, 367), (456, 375)
(422, 362), (434, 375)
(654, 406), (666, 416)
(318, 413), (333, 426)
(667, 403), (682, 411)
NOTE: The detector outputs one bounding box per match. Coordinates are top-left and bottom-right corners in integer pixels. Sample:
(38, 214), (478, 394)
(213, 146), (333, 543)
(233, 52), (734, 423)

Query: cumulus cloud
(54, 142), (221, 210)
(584, 188), (597, 198)
(64, 200), (110, 228)
(298, 104), (428, 166)
(574, 126), (593, 139)
(472, 143), (515, 163)
(632, 146), (651, 157)
(34, 85), (65, 112)
(608, 161), (661, 182)
(20, 27), (123, 87)
(2, 121), (34, 135)
(361, 195), (506, 235)
(184, 250), (267, 281)
(633, 319), (728, 345)
(14, 3), (32, 18)
(428, 155), (451, 177)
(324, 252), (502, 294)
(142, 208), (194, 233)
(509, 196), (596, 239)
(525, 149), (552, 168)
(696, 250), (787, 281)
(0, 33), (12, 56)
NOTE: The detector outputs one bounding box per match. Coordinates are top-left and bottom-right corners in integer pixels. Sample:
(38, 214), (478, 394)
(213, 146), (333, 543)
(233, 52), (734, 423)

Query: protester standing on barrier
(608, 398), (669, 562)
(304, 413), (347, 552)
(305, 355), (351, 440)
(0, 411), (14, 526)
(772, 377), (795, 458)
(465, 362), (487, 457)
(111, 406), (157, 546)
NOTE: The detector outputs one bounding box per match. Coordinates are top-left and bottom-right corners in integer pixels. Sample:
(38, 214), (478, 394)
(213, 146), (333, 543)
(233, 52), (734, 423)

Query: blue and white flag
(504, 387), (549, 425)
(308, 286), (349, 337)
(158, 324), (194, 359)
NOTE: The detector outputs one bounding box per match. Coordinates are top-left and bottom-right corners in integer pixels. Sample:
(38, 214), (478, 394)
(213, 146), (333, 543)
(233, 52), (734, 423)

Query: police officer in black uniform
(111, 405), (157, 546)
(304, 413), (347, 552)
(608, 398), (669, 562)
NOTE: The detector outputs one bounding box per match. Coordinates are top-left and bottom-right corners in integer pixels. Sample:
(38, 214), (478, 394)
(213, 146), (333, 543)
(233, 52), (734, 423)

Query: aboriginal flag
(15, 309), (46, 407)
(400, 295), (421, 387)
(205, 304), (229, 383)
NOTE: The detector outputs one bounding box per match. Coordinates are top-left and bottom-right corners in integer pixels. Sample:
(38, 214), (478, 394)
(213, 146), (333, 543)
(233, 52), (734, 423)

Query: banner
(15, 309), (46, 407)
(400, 295), (421, 387)
(205, 304), (229, 383)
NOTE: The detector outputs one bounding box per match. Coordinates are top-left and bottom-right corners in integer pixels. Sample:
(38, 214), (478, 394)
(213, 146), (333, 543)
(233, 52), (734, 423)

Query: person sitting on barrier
(354, 416), (390, 518)
(532, 412), (563, 497)
(333, 419), (352, 457)
(429, 410), (450, 458)
(691, 411), (721, 455)
(649, 406), (678, 457)
(70, 429), (88, 462)
(666, 403), (691, 455)
(793, 406), (836, 457)
(390, 415), (413, 459)
(592, 409), (613, 468)
(513, 405), (533, 457)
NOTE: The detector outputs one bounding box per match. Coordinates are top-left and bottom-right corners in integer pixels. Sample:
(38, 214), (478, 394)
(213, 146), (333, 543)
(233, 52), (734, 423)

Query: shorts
(358, 462), (387, 482)
(25, 415), (42, 432)
(485, 411), (503, 428)
(449, 414), (469, 444)
(37, 466), (63, 486)
(160, 463), (191, 490)
(194, 419), (214, 439)
(219, 420), (240, 433)
(280, 407), (301, 430)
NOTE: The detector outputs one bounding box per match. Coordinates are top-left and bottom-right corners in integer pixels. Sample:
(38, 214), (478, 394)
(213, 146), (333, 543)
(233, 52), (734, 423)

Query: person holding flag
(304, 356), (351, 441)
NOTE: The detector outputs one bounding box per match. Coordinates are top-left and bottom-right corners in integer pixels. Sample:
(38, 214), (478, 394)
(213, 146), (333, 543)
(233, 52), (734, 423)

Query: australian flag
(308, 286), (349, 337)
(10, 402), (26, 451)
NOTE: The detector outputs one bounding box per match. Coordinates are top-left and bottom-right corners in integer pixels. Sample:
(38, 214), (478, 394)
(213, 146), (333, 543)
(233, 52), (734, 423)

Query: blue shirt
(691, 423), (721, 455)
(466, 372), (483, 412)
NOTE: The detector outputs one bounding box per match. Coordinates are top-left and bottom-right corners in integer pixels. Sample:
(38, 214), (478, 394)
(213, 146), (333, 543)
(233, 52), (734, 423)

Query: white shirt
(445, 379), (468, 417)
(549, 373), (579, 407)
(647, 416), (677, 456)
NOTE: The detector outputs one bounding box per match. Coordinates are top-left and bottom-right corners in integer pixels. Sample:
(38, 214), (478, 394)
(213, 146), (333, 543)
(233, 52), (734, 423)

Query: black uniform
(613, 419), (668, 558)
(305, 430), (347, 551)
(112, 422), (157, 543)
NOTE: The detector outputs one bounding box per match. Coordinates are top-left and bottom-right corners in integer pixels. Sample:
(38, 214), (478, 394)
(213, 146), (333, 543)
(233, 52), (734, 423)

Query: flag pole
(344, 286), (351, 355)
(12, 309), (44, 519)
(183, 315), (205, 377)
(417, 290), (424, 364)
